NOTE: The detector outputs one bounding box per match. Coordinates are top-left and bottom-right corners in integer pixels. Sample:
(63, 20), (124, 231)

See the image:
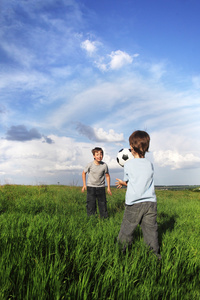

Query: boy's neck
(132, 153), (144, 158)
(94, 159), (101, 165)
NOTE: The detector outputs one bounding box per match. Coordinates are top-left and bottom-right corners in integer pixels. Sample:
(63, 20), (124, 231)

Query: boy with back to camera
(116, 130), (161, 259)
(82, 147), (112, 218)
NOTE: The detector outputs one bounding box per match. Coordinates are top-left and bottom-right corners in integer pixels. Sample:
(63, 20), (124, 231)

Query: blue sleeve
(123, 164), (129, 182)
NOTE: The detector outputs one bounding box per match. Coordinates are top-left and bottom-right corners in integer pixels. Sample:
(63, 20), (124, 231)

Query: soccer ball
(116, 148), (133, 167)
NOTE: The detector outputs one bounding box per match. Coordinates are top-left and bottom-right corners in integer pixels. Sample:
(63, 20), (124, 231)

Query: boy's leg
(96, 187), (108, 218)
(86, 187), (97, 216)
(140, 202), (160, 255)
(118, 203), (142, 245)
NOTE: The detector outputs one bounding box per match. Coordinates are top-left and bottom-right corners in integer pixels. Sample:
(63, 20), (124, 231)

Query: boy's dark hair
(91, 147), (104, 156)
(129, 130), (150, 158)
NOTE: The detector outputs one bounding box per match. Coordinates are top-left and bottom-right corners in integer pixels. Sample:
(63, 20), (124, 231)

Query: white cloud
(150, 130), (200, 175)
(0, 135), (93, 184)
(81, 40), (137, 72)
(95, 50), (135, 71)
(94, 128), (124, 142)
(153, 150), (200, 170)
(0, 134), (121, 185)
(109, 50), (133, 70)
(76, 122), (124, 143)
(81, 39), (98, 55)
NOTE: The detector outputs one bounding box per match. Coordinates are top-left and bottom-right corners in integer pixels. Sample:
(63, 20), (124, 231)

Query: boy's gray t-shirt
(124, 158), (156, 205)
(84, 161), (109, 187)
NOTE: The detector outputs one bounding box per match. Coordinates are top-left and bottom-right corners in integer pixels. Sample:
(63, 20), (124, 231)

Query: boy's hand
(115, 178), (124, 189)
(107, 187), (112, 195)
(82, 186), (87, 192)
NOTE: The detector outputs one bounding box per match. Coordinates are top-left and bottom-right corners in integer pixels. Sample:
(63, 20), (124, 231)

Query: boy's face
(93, 151), (103, 162)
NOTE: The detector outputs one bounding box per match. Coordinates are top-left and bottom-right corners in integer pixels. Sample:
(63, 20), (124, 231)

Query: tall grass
(0, 185), (199, 299)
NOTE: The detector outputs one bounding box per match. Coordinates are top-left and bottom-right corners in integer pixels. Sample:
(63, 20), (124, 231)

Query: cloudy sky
(0, 0), (200, 186)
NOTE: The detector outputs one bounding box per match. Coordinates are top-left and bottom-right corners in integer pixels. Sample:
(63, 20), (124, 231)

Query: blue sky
(0, 0), (200, 186)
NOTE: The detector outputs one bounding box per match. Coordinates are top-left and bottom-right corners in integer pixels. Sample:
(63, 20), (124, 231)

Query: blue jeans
(87, 186), (108, 218)
(118, 201), (160, 255)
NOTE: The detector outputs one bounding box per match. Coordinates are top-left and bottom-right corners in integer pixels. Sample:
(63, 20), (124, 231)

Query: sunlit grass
(0, 185), (199, 299)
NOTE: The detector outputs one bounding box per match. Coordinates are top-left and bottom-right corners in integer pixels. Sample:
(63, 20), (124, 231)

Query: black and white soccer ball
(116, 148), (133, 167)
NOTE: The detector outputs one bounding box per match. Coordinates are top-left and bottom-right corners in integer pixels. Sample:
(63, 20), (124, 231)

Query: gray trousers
(118, 201), (160, 255)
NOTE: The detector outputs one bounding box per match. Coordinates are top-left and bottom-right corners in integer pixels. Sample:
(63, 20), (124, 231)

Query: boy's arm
(105, 173), (112, 195)
(115, 178), (128, 189)
(82, 171), (87, 192)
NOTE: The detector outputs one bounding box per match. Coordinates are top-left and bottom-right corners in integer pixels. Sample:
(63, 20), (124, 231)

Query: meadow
(0, 185), (199, 300)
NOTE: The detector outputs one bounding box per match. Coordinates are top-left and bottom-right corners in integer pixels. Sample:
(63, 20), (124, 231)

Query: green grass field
(0, 185), (199, 299)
